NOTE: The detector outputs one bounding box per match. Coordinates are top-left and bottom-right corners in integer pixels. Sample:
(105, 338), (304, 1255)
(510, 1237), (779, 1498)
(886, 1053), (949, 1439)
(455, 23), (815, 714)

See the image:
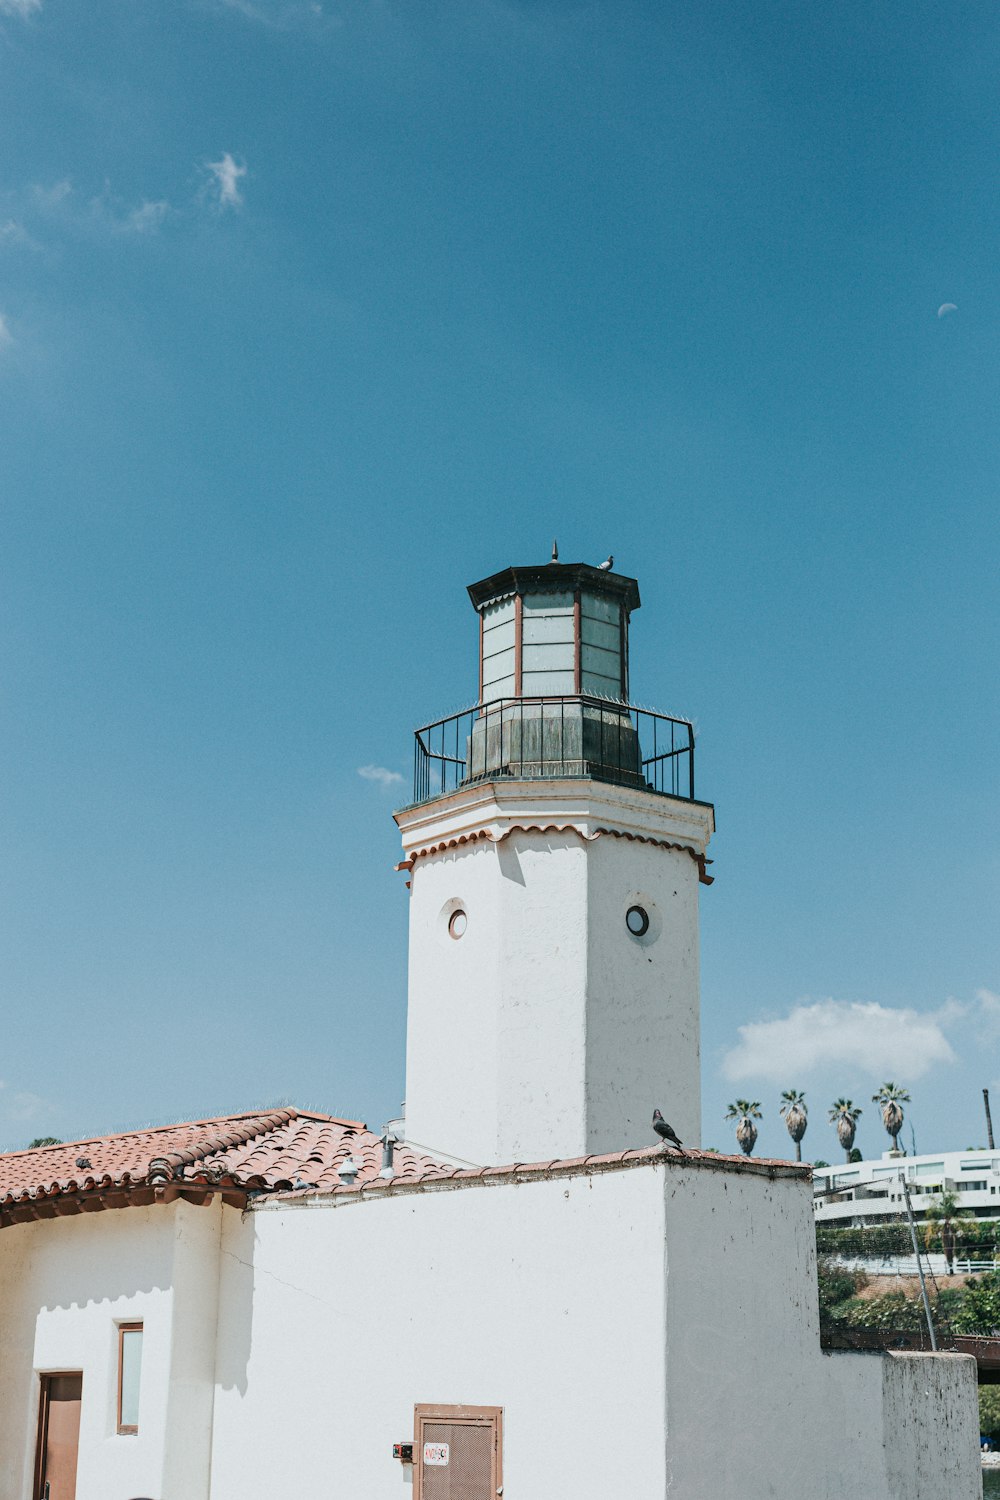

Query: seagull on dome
(598, 554), (613, 570)
(652, 1109), (684, 1153)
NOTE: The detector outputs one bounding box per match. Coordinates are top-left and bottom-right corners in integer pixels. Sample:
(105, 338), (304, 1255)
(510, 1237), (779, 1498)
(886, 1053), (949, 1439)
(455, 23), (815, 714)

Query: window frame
(413, 1404), (502, 1500)
(116, 1322), (143, 1436)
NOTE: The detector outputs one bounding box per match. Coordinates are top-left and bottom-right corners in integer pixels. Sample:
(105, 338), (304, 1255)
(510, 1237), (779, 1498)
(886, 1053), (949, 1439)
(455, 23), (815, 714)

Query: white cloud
(0, 218), (32, 247)
(977, 989), (1000, 1034)
(722, 998), (957, 1084)
(0, 0), (42, 15)
(126, 200), (170, 234)
(357, 765), (404, 788)
(216, 0), (333, 28)
(33, 179), (72, 208)
(205, 153), (247, 210)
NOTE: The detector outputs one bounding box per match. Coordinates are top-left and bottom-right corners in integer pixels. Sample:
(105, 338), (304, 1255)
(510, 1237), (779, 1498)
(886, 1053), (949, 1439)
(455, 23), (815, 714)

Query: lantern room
(468, 562), (640, 705)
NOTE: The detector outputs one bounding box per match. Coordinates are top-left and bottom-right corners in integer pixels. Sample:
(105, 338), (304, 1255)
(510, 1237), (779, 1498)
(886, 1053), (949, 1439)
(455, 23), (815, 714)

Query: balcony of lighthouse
(410, 698), (695, 806)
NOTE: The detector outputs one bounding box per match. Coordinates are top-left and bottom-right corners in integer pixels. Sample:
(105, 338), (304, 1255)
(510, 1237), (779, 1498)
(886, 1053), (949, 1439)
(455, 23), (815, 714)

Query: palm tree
(779, 1090), (808, 1162)
(726, 1100), (762, 1156)
(872, 1082), (910, 1153)
(828, 1098), (862, 1163)
(924, 1189), (973, 1274)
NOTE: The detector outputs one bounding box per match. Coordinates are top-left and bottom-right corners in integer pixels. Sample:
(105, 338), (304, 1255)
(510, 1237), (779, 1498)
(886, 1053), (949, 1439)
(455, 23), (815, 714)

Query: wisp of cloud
(357, 765), (404, 788)
(723, 998), (957, 1083)
(206, 153), (247, 210)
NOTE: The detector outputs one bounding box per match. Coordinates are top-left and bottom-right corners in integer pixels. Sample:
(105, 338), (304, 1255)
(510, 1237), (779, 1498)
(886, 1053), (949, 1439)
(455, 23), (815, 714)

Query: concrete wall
(210, 1167), (669, 1500)
(210, 1158), (980, 1500)
(400, 778), (712, 1164)
(659, 1161), (981, 1498)
(0, 1199), (222, 1500)
(0, 1160), (980, 1500)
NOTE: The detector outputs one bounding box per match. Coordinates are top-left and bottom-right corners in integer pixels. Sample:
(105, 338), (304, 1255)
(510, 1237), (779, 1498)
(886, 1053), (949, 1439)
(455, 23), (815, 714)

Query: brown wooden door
(34, 1374), (83, 1500)
(413, 1406), (502, 1500)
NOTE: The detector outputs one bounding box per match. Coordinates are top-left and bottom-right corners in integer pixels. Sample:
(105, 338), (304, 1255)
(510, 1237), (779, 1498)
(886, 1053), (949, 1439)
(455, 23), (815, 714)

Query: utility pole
(900, 1173), (937, 1351)
(985, 1088), (995, 1150)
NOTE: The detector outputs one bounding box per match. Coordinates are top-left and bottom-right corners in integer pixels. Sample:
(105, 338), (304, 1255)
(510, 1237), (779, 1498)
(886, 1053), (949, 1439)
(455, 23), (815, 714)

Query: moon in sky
(937, 303), (958, 318)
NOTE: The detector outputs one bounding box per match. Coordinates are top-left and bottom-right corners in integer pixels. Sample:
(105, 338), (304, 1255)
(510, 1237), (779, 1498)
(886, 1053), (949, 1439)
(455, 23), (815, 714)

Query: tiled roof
(0, 1108), (443, 1228)
(267, 1142), (810, 1205)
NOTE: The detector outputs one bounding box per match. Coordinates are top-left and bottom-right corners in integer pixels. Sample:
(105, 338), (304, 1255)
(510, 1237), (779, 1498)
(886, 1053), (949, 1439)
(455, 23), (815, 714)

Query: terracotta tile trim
(396, 824), (713, 884)
(262, 1144), (810, 1207)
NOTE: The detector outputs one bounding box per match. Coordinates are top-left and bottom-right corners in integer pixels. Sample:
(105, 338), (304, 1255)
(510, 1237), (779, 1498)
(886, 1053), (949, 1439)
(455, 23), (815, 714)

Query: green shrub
(841, 1292), (927, 1331)
(816, 1224), (913, 1258)
(980, 1388), (1000, 1443)
(952, 1272), (1000, 1336)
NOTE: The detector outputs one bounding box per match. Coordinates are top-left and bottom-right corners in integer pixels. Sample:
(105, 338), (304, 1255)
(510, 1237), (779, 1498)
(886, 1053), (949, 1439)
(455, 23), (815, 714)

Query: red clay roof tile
(0, 1109), (445, 1226)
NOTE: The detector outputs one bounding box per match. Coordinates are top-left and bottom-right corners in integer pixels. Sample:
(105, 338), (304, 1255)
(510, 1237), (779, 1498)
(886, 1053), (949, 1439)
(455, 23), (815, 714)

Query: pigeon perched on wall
(598, 555), (613, 570)
(652, 1110), (684, 1152)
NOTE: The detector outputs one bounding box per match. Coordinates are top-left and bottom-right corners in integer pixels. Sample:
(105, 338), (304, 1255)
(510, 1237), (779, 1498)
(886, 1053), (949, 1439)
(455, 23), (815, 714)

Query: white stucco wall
(659, 1162), (980, 1498)
(210, 1167), (669, 1500)
(0, 1198), (223, 1500)
(585, 832), (701, 1152)
(210, 1156), (979, 1500)
(400, 778), (712, 1164)
(0, 1160), (979, 1500)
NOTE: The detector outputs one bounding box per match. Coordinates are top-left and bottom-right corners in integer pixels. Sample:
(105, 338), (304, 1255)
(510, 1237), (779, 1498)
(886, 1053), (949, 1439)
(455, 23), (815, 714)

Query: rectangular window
(117, 1323), (143, 1435)
(413, 1405), (502, 1500)
(481, 598), (516, 701)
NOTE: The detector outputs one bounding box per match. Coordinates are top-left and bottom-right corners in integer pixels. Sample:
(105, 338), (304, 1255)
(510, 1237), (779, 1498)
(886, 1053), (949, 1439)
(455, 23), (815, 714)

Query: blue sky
(1, 0), (998, 1162)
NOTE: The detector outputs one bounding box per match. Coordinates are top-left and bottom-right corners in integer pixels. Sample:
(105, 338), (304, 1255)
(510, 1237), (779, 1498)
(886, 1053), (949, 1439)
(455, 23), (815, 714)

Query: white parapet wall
(211, 1152), (980, 1500)
(0, 1154), (978, 1499)
(658, 1157), (981, 1496)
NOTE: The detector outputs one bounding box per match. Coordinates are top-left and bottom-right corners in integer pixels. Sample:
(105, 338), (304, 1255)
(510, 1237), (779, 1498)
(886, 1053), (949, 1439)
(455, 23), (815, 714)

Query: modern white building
(815, 1149), (1000, 1228)
(0, 557), (982, 1500)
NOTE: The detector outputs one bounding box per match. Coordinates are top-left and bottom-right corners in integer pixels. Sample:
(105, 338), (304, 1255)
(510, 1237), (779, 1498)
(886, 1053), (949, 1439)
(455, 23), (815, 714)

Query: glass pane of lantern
(483, 646), (516, 688)
(581, 668), (621, 699)
(580, 589), (620, 624)
(522, 591), (574, 615)
(522, 591), (574, 688)
(580, 614), (620, 653)
(522, 669), (576, 695)
(481, 598), (516, 701)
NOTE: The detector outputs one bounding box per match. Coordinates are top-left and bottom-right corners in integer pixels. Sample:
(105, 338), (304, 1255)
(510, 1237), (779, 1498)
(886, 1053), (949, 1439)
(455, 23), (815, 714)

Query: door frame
(413, 1404), (502, 1500)
(32, 1372), (83, 1500)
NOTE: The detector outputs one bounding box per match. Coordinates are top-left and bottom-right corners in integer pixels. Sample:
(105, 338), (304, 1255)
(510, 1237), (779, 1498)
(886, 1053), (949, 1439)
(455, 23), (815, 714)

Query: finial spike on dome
(551, 538), (558, 562)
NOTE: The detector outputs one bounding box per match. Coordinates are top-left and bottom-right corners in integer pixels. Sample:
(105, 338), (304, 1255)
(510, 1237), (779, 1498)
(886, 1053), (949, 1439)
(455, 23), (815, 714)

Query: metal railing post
(901, 1174), (937, 1351)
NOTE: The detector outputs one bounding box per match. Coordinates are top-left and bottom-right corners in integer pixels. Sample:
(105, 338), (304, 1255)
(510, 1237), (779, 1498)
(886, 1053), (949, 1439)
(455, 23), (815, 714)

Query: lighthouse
(395, 558), (715, 1166)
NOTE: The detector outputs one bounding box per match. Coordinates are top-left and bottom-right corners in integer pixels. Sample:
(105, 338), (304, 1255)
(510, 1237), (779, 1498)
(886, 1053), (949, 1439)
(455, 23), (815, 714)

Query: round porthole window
(448, 909), (468, 940)
(626, 905), (650, 937)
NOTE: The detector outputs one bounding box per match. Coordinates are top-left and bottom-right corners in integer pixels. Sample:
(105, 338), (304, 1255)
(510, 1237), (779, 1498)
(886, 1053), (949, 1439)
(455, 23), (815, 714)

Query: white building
(0, 557), (981, 1499)
(815, 1149), (1000, 1227)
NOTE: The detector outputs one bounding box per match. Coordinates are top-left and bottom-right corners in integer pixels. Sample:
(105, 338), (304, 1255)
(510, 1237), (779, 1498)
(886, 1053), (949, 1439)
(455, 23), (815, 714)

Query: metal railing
(411, 696), (695, 805)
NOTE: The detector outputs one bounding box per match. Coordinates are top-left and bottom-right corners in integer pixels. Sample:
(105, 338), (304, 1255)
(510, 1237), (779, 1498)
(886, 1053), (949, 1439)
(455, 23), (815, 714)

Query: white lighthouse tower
(395, 558), (714, 1166)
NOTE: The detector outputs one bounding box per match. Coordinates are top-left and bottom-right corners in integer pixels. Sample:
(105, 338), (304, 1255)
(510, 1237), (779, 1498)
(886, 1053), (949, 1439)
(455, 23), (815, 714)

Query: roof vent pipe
(338, 1157), (360, 1185)
(380, 1130), (396, 1181)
